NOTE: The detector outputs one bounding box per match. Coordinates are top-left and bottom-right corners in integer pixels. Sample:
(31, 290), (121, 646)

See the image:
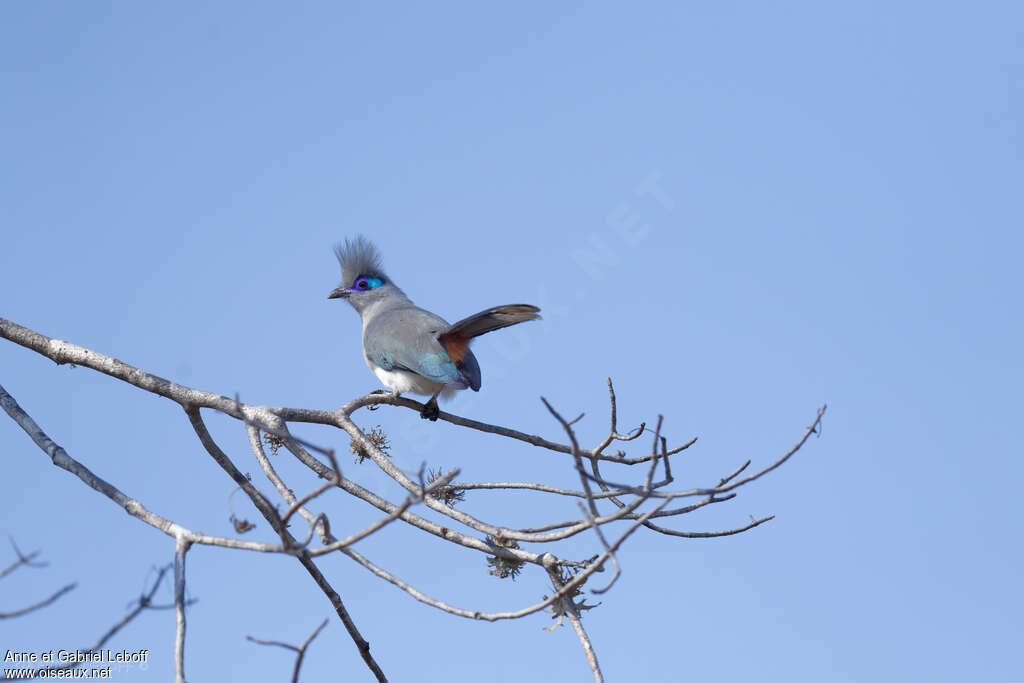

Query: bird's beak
(327, 286), (349, 300)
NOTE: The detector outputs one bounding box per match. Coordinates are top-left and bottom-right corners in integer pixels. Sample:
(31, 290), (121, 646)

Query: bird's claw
(420, 397), (440, 422)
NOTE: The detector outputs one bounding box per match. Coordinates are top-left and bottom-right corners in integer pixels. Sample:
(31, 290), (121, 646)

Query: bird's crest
(334, 236), (386, 288)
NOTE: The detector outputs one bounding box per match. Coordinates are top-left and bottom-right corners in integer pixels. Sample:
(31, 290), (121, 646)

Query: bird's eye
(351, 276), (382, 292)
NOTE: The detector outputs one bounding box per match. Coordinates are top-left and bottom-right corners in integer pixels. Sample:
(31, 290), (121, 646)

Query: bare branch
(337, 390), (672, 464)
(566, 606), (602, 683)
(186, 408), (388, 683)
(281, 465), (339, 528)
(576, 502), (621, 596)
(591, 378), (645, 460)
(546, 567), (603, 683)
(709, 405), (826, 494)
(308, 470), (459, 556)
(0, 582), (76, 619)
(0, 538), (76, 619)
(277, 430), (572, 558)
(573, 406), (826, 503)
(338, 489), (671, 623)
(174, 537), (191, 683)
(541, 397), (601, 517)
(518, 495), (736, 533)
(330, 415), (634, 547)
(641, 514), (776, 538)
(0, 382), (287, 554)
(1, 537), (47, 578)
(34, 565), (174, 674)
(718, 459), (752, 487)
(248, 618), (329, 683)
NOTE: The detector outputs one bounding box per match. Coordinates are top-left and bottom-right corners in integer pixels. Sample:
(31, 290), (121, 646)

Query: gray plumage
(328, 237), (540, 420)
(333, 236), (386, 290)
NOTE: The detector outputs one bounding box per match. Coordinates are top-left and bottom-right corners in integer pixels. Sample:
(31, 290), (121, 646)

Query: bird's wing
(364, 307), (461, 384)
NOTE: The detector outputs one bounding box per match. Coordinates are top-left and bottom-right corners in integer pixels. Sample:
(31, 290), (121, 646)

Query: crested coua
(328, 237), (541, 420)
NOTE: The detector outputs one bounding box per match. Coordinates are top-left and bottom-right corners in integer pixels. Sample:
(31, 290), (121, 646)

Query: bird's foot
(420, 396), (440, 421)
(368, 388), (398, 411)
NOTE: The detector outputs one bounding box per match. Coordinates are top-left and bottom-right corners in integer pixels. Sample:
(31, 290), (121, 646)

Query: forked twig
(248, 618), (329, 683)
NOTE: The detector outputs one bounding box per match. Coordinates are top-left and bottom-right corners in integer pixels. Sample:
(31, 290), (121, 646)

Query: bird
(328, 236), (541, 420)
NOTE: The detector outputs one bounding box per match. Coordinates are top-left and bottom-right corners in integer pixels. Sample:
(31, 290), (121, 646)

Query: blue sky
(2, 2), (1022, 681)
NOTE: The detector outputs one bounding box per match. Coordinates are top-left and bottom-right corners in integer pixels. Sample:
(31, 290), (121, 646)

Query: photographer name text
(4, 649), (149, 664)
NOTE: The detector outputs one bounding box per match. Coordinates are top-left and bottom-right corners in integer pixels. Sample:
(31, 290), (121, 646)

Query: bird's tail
(444, 304), (541, 339)
(439, 304), (541, 362)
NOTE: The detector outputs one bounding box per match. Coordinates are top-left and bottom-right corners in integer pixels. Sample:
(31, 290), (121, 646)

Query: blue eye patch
(350, 276), (384, 292)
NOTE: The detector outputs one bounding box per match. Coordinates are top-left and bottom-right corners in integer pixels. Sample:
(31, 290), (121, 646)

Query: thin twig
(541, 397), (600, 517)
(248, 618), (329, 683)
(640, 514), (776, 538)
(1, 537), (47, 578)
(576, 501), (621, 595)
(0, 582), (76, 619)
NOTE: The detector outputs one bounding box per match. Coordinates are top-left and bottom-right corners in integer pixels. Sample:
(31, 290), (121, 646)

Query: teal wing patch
(369, 344), (458, 383)
(412, 351), (459, 383)
(372, 350), (396, 371)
